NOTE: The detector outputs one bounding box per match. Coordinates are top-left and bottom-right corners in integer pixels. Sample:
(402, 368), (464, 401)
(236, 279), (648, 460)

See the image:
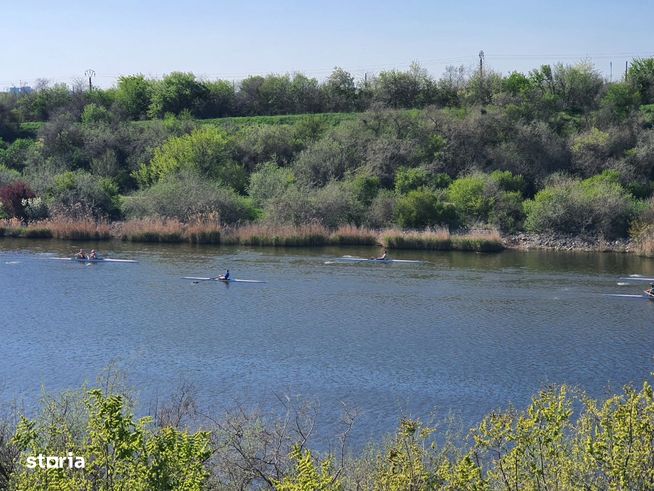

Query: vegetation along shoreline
(3, 58), (654, 260)
(2, 218), (651, 254)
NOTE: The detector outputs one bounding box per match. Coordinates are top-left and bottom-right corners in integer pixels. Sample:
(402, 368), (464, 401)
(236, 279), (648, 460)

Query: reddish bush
(0, 181), (36, 219)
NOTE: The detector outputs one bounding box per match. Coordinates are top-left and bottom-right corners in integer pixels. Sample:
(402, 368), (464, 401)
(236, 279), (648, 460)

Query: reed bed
(0, 217), (503, 252)
(118, 218), (185, 243)
(380, 228), (504, 251)
(380, 228), (452, 250)
(183, 218), (222, 244)
(119, 217), (222, 244)
(0, 219), (52, 239)
(450, 230), (504, 252)
(45, 219), (111, 240)
(223, 223), (329, 247)
(329, 225), (379, 246)
(0, 218), (111, 240)
(633, 227), (654, 257)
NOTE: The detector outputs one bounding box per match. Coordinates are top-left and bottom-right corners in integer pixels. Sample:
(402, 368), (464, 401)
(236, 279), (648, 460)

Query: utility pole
(610, 62), (612, 82)
(625, 61), (628, 81)
(85, 69), (95, 91)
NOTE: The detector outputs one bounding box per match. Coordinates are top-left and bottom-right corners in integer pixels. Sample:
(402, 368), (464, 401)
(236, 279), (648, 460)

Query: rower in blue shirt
(219, 269), (230, 280)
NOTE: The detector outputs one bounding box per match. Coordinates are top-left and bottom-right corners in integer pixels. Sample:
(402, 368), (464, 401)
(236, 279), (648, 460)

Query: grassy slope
(18, 111), (381, 135)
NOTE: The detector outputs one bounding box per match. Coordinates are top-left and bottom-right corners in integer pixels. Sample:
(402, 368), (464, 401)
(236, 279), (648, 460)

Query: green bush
(447, 174), (492, 223)
(364, 189), (396, 228)
(262, 181), (363, 228)
(11, 388), (210, 490)
(136, 126), (246, 192)
(0, 164), (20, 188)
(81, 103), (112, 125)
(123, 171), (257, 224)
(447, 171), (526, 231)
(48, 171), (121, 219)
(394, 166), (451, 194)
(0, 138), (37, 172)
(247, 162), (296, 207)
(524, 172), (637, 238)
(351, 174), (381, 206)
(395, 189), (457, 229)
(311, 181), (364, 228)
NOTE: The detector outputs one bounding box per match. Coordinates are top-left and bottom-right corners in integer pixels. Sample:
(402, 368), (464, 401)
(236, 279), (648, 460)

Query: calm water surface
(2, 239), (654, 445)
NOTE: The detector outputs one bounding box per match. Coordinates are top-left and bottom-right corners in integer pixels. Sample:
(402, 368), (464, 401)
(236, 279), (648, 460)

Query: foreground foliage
(10, 389), (210, 491)
(4, 374), (654, 489)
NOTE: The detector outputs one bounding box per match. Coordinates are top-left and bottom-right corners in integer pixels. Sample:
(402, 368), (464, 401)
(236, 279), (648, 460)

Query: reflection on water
(1, 238), (654, 445)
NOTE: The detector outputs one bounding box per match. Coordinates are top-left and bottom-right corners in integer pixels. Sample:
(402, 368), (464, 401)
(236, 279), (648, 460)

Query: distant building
(8, 86), (33, 95)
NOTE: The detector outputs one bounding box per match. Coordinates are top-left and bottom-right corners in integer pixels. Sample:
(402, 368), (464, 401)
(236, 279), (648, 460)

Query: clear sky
(1, 0), (653, 90)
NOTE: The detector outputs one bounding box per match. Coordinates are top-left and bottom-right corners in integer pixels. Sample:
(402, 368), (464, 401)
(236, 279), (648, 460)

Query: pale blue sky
(1, 0), (652, 89)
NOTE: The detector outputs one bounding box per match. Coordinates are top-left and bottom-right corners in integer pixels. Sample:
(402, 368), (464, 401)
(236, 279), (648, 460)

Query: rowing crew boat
(182, 276), (266, 284)
(336, 256), (423, 264)
(51, 257), (138, 263)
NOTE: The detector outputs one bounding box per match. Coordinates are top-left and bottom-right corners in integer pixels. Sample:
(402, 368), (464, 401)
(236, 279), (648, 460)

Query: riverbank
(505, 232), (633, 253)
(0, 219), (504, 252)
(4, 217), (652, 255)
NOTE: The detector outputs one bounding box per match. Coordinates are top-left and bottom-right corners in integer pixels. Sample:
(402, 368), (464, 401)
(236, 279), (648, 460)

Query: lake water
(2, 239), (654, 446)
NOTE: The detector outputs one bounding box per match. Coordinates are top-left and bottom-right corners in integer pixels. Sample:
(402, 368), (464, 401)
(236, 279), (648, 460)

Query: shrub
(21, 197), (49, 222)
(261, 181), (363, 229)
(0, 138), (37, 172)
(395, 189), (457, 229)
(311, 181), (364, 228)
(123, 172), (257, 225)
(263, 187), (315, 226)
(524, 172), (636, 238)
(394, 166), (451, 194)
(364, 190), (396, 228)
(234, 124), (301, 169)
(136, 126), (246, 191)
(447, 174), (492, 223)
(81, 103), (112, 125)
(247, 162), (296, 207)
(351, 174), (381, 206)
(48, 171), (121, 219)
(293, 137), (363, 186)
(447, 171), (526, 231)
(0, 164), (20, 188)
(11, 388), (211, 490)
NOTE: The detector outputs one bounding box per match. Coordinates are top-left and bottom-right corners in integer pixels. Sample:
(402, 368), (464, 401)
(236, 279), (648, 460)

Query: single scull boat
(182, 276), (266, 284)
(335, 256), (423, 264)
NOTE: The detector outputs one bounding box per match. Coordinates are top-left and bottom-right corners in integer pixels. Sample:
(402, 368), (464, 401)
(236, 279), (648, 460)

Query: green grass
(128, 112), (361, 133)
(200, 112), (359, 129)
